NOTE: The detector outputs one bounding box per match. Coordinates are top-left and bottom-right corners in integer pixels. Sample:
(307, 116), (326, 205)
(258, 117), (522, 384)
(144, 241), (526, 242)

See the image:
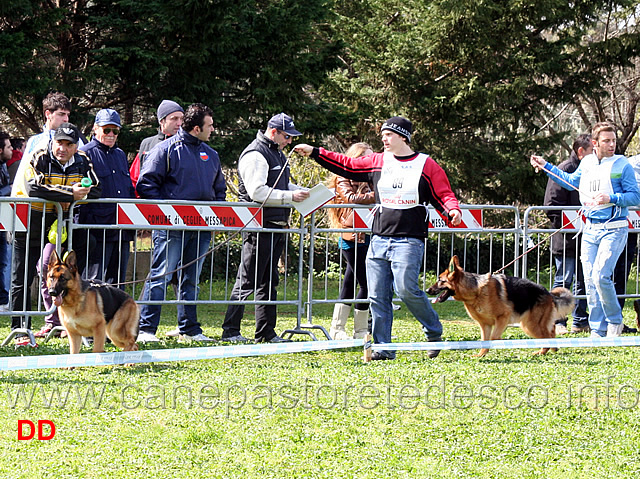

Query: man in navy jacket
(136, 103), (226, 343)
(80, 108), (135, 286)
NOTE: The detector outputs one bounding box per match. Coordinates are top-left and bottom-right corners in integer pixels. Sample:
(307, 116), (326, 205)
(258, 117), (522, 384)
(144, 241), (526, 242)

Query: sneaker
(590, 330), (604, 339)
(15, 335), (37, 347)
(256, 335), (292, 343)
(34, 325), (60, 338)
(607, 323), (624, 337)
(221, 334), (250, 344)
(555, 323), (569, 335)
(371, 351), (394, 361)
(570, 324), (590, 334)
(0, 303), (9, 312)
(180, 333), (214, 342)
(427, 337), (442, 359)
(622, 324), (638, 334)
(392, 303), (401, 311)
(137, 331), (160, 343)
(165, 327), (181, 338)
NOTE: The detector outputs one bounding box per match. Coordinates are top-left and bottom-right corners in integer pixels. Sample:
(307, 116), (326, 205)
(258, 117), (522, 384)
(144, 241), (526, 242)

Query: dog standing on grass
(427, 256), (574, 357)
(46, 250), (139, 355)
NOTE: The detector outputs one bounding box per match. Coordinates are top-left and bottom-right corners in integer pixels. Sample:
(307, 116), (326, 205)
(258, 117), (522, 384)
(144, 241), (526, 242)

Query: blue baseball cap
(94, 108), (122, 128)
(267, 113), (302, 136)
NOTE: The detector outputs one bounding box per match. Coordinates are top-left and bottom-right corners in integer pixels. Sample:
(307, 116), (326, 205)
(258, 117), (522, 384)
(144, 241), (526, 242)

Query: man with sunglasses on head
(79, 109), (136, 286)
(221, 113), (309, 343)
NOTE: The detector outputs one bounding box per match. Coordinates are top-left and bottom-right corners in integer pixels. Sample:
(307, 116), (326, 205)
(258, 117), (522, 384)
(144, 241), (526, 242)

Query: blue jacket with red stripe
(136, 128), (226, 201)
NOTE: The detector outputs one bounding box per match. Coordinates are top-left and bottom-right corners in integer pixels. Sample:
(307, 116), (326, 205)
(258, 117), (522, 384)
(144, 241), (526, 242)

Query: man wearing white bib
(531, 122), (640, 337)
(295, 117), (462, 360)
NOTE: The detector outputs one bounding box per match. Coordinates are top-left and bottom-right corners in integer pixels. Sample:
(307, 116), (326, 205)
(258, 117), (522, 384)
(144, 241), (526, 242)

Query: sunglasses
(102, 127), (120, 135)
(280, 131), (291, 140)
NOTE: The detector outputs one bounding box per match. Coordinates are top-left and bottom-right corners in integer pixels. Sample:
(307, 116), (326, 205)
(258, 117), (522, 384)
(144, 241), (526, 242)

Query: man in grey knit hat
(130, 100), (185, 188)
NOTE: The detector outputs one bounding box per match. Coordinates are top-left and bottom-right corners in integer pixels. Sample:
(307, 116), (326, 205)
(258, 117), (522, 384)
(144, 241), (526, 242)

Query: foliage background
(2, 0), (640, 205)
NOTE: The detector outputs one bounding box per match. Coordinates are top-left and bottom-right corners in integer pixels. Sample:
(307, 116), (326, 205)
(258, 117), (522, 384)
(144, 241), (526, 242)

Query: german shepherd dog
(427, 256), (574, 357)
(46, 250), (139, 357)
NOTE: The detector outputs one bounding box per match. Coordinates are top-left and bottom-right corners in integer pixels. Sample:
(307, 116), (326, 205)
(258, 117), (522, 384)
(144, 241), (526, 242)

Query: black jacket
(543, 151), (581, 256)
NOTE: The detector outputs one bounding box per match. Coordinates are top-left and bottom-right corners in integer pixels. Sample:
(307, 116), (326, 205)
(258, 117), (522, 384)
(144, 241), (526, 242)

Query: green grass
(1, 287), (640, 478)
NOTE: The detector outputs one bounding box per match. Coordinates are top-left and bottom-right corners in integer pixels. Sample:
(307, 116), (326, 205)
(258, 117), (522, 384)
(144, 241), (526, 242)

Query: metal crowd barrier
(305, 204), (522, 331)
(523, 205), (640, 303)
(68, 199), (308, 337)
(3, 199), (640, 347)
(0, 198), (63, 347)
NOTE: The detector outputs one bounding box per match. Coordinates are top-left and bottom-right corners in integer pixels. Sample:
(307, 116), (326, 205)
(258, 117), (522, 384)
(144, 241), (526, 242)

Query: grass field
(1, 288), (640, 478)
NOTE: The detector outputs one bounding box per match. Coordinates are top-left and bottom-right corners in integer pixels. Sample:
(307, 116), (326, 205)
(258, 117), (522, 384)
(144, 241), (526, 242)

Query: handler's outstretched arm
(293, 144), (313, 156)
(529, 154), (547, 171)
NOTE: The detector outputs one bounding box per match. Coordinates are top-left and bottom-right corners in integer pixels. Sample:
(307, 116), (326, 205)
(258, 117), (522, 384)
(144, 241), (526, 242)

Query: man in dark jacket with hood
(543, 134), (591, 334)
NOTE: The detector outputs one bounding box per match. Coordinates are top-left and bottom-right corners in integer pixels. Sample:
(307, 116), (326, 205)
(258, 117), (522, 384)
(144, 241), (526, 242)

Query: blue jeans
(581, 226), (628, 336)
(366, 236), (442, 359)
(552, 255), (588, 327)
(139, 230), (211, 336)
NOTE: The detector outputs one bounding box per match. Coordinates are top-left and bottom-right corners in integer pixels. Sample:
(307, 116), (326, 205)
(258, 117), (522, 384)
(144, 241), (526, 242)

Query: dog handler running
(530, 122), (640, 337)
(295, 117), (462, 360)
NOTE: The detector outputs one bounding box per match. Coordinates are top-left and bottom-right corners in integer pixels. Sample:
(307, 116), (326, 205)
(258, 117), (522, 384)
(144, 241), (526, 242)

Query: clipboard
(292, 184), (336, 217)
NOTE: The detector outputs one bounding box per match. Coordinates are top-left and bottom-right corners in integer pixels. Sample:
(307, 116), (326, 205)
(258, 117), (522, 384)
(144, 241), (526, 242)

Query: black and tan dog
(46, 250), (139, 356)
(427, 255), (574, 357)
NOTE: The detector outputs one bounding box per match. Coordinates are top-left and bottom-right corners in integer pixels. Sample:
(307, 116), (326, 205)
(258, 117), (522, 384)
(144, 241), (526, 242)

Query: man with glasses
(79, 109), (136, 286)
(221, 113), (309, 343)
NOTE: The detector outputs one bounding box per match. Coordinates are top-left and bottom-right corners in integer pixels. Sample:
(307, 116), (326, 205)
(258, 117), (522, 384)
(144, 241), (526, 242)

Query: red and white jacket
(312, 147), (459, 238)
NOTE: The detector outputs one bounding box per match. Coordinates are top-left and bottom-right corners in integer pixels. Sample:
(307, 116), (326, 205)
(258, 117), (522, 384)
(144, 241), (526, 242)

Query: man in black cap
(10, 122), (101, 344)
(295, 116), (462, 360)
(221, 112), (309, 343)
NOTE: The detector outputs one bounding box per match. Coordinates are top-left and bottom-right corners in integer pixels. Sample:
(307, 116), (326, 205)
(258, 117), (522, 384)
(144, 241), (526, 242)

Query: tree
(0, 0), (341, 162)
(321, 0), (640, 204)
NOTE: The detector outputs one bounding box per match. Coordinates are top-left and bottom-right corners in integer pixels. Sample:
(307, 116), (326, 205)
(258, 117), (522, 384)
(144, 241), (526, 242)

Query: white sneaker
(137, 331), (160, 343)
(606, 323), (624, 337)
(0, 303), (9, 312)
(165, 327), (181, 338)
(392, 303), (401, 311)
(180, 333), (214, 342)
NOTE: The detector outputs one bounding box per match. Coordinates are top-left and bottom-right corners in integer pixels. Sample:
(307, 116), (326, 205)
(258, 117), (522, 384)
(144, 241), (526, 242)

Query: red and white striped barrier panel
(353, 207), (483, 231)
(0, 203), (29, 232)
(117, 204), (263, 228)
(563, 210), (640, 232)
